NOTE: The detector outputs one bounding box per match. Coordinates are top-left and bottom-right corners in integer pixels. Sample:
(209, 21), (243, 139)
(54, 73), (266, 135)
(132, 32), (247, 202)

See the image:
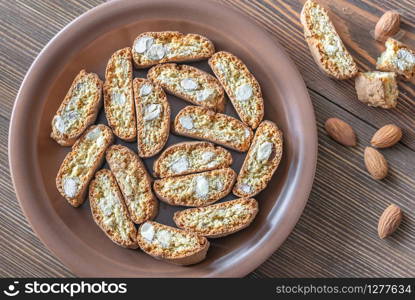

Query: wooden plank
(225, 0), (415, 150)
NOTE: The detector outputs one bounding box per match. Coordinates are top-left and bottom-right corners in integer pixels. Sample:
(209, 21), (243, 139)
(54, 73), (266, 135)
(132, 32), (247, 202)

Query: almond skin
(378, 204), (402, 239)
(325, 118), (357, 147)
(374, 10), (400, 42)
(371, 124), (402, 148)
(364, 147), (388, 180)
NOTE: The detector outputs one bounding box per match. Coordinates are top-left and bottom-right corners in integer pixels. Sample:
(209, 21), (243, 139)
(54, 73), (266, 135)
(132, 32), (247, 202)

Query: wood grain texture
(1, 0), (414, 277)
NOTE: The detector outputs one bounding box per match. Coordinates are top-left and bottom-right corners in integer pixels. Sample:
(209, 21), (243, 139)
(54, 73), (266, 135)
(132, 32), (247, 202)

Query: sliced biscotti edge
(174, 198), (258, 238)
(300, 0), (358, 79)
(376, 38), (415, 81)
(132, 31), (215, 68)
(56, 124), (114, 207)
(208, 51), (264, 128)
(89, 169), (138, 249)
(51, 69), (103, 146)
(106, 145), (158, 224)
(148, 63), (225, 112)
(172, 105), (253, 152)
(103, 47), (136, 142)
(233, 120), (283, 198)
(355, 71), (398, 109)
(137, 221), (209, 265)
(133, 78), (170, 158)
(153, 168), (236, 207)
(153, 141), (233, 178)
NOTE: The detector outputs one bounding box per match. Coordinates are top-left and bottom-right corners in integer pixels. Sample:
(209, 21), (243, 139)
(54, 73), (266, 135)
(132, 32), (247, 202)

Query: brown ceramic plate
(9, 0), (317, 277)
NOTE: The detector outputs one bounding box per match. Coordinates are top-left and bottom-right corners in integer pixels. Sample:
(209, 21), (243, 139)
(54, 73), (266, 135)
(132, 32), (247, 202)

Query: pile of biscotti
(52, 31), (283, 265)
(301, 0), (415, 108)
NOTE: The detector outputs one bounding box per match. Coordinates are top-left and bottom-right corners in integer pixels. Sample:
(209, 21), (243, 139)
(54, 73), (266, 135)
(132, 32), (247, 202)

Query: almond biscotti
(51, 70), (102, 146)
(153, 168), (236, 207)
(153, 142), (232, 178)
(300, 0), (358, 79)
(147, 63), (225, 112)
(89, 169), (138, 249)
(173, 106), (253, 152)
(56, 125), (114, 207)
(137, 221), (209, 265)
(103, 47), (136, 141)
(132, 31), (215, 68)
(209, 51), (264, 128)
(355, 71), (399, 109)
(233, 121), (283, 198)
(377, 38), (415, 80)
(106, 145), (158, 224)
(174, 198), (258, 238)
(133, 78), (170, 158)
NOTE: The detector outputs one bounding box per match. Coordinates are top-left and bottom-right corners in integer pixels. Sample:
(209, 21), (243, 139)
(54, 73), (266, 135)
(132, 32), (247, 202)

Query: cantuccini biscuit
(51, 70), (102, 146)
(174, 198), (258, 238)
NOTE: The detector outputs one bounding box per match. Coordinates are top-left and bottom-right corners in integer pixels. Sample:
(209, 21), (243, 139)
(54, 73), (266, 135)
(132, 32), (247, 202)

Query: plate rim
(8, 0), (317, 277)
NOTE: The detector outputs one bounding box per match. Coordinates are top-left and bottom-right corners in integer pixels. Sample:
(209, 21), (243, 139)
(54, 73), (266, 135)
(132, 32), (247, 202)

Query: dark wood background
(1, 0), (414, 277)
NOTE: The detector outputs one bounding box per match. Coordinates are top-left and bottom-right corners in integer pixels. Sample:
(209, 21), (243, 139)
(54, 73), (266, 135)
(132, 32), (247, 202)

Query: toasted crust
(173, 106), (253, 152)
(147, 63), (225, 112)
(174, 198), (258, 238)
(137, 221), (209, 265)
(300, 0), (358, 79)
(103, 47), (136, 141)
(133, 78), (170, 158)
(153, 141), (233, 178)
(377, 38), (415, 80)
(208, 51), (264, 127)
(355, 71), (398, 109)
(132, 31), (215, 68)
(56, 125), (114, 207)
(51, 70), (102, 146)
(233, 121), (283, 198)
(153, 168), (236, 207)
(106, 145), (158, 224)
(89, 169), (138, 249)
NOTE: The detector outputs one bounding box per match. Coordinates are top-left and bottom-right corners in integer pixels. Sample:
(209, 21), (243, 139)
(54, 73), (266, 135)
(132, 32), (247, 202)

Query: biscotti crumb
(377, 38), (415, 80)
(355, 71), (399, 109)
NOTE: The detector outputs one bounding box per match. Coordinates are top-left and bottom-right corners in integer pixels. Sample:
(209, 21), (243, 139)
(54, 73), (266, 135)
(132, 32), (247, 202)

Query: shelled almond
(378, 204), (403, 238)
(374, 10), (400, 42)
(364, 147), (388, 180)
(324, 118), (356, 147)
(371, 124), (402, 148)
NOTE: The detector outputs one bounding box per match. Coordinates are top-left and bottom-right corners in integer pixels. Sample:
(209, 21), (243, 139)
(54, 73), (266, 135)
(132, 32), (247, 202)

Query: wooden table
(1, 0), (414, 277)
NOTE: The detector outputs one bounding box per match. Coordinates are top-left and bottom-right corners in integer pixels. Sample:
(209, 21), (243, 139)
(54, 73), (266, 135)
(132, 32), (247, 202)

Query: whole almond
(378, 204), (402, 239)
(371, 124), (402, 148)
(364, 147), (388, 180)
(325, 118), (357, 146)
(374, 10), (400, 41)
